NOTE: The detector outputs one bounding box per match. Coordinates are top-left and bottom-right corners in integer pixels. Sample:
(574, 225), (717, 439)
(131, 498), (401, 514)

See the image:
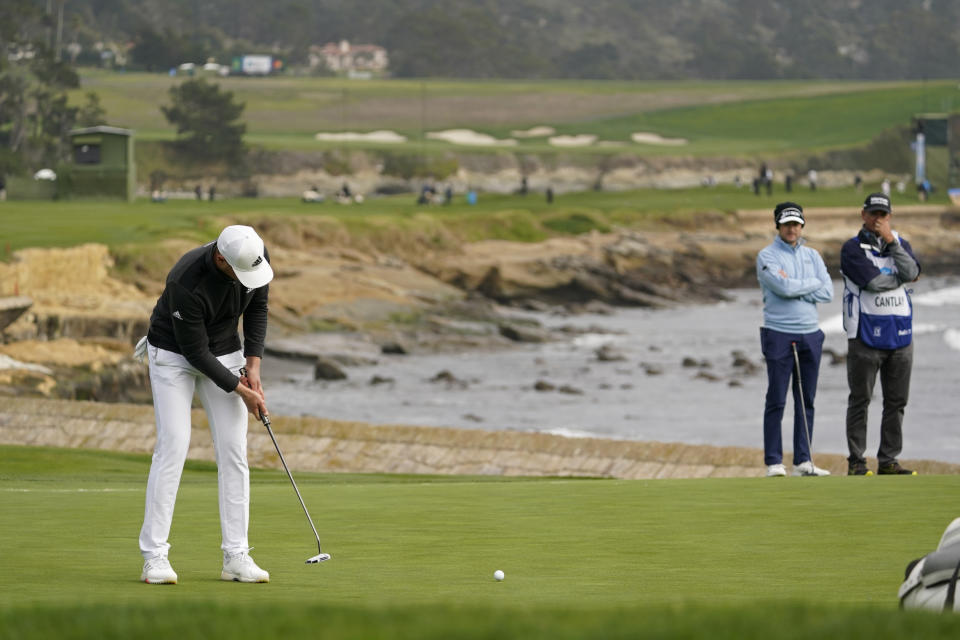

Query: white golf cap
(216, 225), (274, 289)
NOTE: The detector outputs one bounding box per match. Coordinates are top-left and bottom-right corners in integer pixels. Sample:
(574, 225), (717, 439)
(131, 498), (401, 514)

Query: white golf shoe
(766, 463), (787, 477)
(141, 555), (178, 584)
(221, 550), (270, 583)
(792, 460), (831, 477)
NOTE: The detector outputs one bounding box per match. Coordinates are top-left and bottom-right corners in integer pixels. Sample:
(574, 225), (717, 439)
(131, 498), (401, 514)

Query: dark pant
(761, 328), (824, 466)
(846, 338), (913, 466)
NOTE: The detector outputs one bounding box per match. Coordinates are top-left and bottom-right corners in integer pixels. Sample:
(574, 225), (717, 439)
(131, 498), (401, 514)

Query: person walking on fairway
(757, 202), (833, 477)
(137, 225), (274, 584)
(841, 193), (921, 476)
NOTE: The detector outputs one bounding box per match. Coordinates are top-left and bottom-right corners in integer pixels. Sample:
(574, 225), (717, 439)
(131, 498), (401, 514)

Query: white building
(309, 40), (389, 74)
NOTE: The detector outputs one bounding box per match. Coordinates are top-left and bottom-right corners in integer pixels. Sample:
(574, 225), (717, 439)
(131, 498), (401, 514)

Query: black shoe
(848, 461), (873, 476)
(877, 462), (917, 475)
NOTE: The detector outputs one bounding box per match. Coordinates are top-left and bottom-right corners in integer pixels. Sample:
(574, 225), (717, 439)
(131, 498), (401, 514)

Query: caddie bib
(841, 243), (913, 350)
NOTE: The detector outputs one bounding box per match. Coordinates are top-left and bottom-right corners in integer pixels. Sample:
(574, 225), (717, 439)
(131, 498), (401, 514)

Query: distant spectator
(896, 180), (906, 195)
(444, 185), (453, 205)
(337, 182), (354, 204)
(807, 169), (818, 191)
(195, 185), (203, 200)
(151, 189), (167, 203)
(881, 178), (891, 197)
(854, 174), (863, 192)
(520, 176), (528, 196)
(0, 174), (6, 201)
(765, 168), (773, 195)
(467, 190), (478, 205)
(785, 173), (793, 193)
(546, 186), (554, 203)
(417, 184), (436, 205)
(734, 175), (743, 189)
(209, 185), (216, 202)
(752, 177), (760, 196)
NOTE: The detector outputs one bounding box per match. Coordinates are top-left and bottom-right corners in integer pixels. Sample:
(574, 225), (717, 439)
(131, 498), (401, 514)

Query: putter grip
(259, 412), (271, 428)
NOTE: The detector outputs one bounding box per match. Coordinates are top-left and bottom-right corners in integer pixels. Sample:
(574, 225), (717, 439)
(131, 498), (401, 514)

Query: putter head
(306, 553), (331, 564)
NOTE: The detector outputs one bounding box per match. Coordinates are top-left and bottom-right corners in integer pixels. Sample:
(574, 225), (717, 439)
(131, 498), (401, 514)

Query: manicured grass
(0, 184), (944, 258)
(70, 71), (960, 156)
(0, 445), (958, 638)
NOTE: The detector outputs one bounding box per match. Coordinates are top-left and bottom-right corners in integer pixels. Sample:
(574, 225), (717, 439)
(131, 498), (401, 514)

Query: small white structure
(310, 41), (389, 74)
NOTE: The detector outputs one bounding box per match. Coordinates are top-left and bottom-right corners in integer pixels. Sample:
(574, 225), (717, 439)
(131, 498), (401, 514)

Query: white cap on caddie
(216, 225), (274, 289)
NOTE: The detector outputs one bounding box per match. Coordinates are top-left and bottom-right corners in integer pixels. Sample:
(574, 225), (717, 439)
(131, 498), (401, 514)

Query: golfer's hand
(242, 357), (264, 393)
(235, 380), (267, 417)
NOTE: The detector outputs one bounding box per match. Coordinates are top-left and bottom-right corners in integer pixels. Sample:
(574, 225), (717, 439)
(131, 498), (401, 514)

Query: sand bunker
(426, 129), (517, 146)
(314, 130), (407, 143)
(511, 126), (556, 138)
(631, 132), (688, 146)
(548, 134), (598, 147)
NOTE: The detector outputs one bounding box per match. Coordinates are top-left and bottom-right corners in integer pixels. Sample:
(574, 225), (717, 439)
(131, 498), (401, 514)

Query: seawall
(2, 397), (957, 479)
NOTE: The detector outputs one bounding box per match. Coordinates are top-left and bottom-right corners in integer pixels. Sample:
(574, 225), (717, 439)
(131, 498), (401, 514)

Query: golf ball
(494, 570), (504, 581)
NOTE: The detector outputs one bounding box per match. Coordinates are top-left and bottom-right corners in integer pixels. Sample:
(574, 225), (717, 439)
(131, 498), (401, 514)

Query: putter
(260, 412), (331, 564)
(790, 342), (816, 468)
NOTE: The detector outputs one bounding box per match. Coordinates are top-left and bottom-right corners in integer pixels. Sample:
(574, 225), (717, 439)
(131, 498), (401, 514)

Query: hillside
(53, 0), (960, 80)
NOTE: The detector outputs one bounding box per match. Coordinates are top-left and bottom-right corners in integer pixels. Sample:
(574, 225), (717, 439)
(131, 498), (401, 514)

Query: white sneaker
(221, 550), (270, 583)
(141, 556), (178, 584)
(766, 463), (787, 477)
(792, 460), (830, 476)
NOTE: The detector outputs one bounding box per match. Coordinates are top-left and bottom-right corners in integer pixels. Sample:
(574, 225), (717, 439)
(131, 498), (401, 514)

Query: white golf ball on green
(494, 570), (504, 581)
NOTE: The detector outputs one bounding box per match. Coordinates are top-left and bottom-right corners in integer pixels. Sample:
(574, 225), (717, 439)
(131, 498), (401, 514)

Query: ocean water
(264, 276), (960, 465)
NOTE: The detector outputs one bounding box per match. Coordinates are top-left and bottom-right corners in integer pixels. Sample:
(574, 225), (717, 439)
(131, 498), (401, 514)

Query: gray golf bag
(899, 517), (960, 612)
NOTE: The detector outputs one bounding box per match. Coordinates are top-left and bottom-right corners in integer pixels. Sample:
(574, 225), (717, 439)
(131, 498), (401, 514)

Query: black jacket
(147, 242), (269, 392)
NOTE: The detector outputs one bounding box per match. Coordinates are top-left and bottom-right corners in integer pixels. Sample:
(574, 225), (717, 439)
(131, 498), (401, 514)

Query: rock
(430, 369), (468, 388)
(582, 300), (615, 315)
(462, 413), (484, 422)
(534, 379), (556, 391)
(731, 350), (761, 374)
(558, 384), (584, 395)
(314, 357), (347, 380)
(641, 363), (663, 375)
(595, 344), (627, 362)
(369, 375), (394, 385)
(728, 380), (743, 387)
(380, 341), (408, 355)
(681, 356), (699, 367)
(694, 371), (721, 382)
(498, 323), (549, 343)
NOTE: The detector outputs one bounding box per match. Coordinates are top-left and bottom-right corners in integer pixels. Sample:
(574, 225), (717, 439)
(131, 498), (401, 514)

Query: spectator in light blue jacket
(756, 202), (834, 477)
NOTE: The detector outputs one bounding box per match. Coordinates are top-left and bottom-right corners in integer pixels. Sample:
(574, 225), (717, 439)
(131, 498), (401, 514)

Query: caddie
(840, 192), (921, 476)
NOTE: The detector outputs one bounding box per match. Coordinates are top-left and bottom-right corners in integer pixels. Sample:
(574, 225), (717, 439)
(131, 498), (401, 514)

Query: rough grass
(1, 445), (958, 639)
(3, 183), (948, 260)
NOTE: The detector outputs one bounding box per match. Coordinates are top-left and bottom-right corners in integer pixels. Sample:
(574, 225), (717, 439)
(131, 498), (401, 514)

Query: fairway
(71, 72), (960, 156)
(1, 445), (958, 638)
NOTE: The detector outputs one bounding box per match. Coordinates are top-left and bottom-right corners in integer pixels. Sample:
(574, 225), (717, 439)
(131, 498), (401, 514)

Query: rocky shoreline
(1, 203), (958, 423)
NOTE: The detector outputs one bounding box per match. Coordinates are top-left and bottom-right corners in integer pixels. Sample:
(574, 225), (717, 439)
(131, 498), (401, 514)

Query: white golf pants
(139, 343), (250, 559)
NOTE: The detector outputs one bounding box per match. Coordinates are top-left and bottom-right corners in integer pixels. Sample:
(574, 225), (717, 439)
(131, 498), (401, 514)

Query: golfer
(757, 202), (833, 477)
(138, 225), (274, 584)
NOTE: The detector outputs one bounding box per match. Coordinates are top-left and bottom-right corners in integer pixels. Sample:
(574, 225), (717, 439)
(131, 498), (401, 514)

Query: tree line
(49, 0), (960, 80)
